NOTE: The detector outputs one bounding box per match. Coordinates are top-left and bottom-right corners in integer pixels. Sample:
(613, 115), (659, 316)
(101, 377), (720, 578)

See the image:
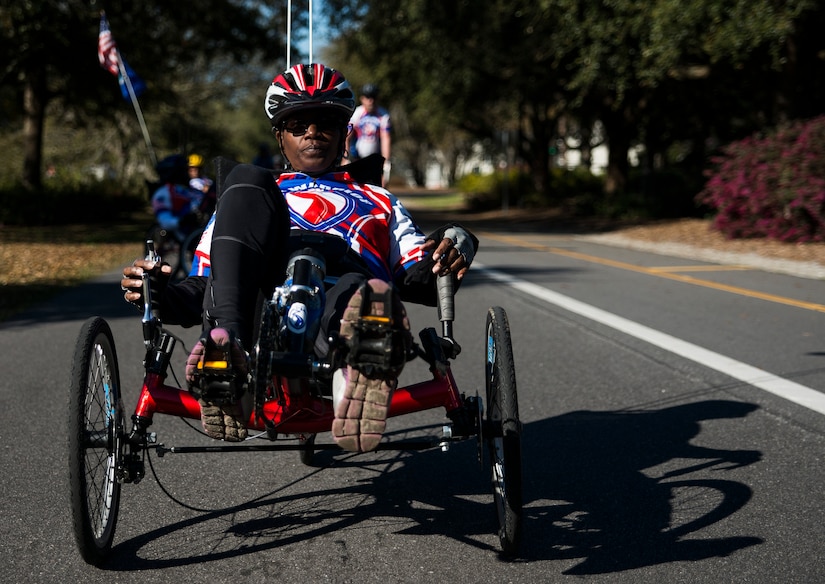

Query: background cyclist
(345, 83), (392, 186)
(151, 154), (205, 242)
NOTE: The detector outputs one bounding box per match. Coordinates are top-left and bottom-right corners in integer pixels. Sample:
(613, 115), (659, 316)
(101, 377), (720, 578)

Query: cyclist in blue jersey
(187, 153), (214, 194)
(150, 154), (205, 242)
(121, 63), (477, 450)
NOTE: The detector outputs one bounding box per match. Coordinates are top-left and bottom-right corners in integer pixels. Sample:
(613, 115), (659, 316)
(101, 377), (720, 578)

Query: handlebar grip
(437, 273), (455, 323)
(144, 239), (160, 264)
(142, 240), (162, 323)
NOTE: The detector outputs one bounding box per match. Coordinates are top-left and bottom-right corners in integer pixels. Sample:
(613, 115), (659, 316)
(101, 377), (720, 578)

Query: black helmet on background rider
(155, 154), (189, 185)
(264, 63), (355, 129)
(361, 83), (379, 99)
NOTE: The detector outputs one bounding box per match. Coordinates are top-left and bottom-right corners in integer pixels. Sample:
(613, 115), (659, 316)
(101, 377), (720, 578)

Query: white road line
(476, 263), (825, 416)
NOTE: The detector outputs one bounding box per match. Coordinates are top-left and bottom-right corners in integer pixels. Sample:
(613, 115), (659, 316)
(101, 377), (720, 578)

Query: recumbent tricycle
(68, 233), (523, 565)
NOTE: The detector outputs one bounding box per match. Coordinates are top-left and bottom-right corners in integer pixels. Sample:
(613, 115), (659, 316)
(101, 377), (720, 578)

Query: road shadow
(523, 399), (763, 574)
(0, 274), (133, 330)
(99, 399), (762, 574)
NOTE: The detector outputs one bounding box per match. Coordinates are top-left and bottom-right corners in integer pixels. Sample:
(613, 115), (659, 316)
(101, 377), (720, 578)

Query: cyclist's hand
(426, 227), (475, 281)
(120, 258), (172, 307)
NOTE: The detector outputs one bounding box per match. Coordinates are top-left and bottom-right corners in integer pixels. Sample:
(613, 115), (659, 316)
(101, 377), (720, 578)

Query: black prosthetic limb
(203, 164), (291, 348)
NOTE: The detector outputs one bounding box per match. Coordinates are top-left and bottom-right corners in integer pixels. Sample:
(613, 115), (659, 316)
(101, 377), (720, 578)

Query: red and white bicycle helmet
(265, 63), (355, 127)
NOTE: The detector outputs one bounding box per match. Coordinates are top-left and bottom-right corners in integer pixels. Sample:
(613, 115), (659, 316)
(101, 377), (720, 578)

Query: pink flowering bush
(697, 116), (825, 242)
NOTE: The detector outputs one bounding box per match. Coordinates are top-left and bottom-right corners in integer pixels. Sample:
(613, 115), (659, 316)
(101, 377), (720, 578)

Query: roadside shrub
(625, 167), (706, 219)
(458, 169), (535, 211)
(544, 167), (607, 216)
(697, 116), (825, 242)
(546, 166), (604, 205)
(459, 166), (604, 212)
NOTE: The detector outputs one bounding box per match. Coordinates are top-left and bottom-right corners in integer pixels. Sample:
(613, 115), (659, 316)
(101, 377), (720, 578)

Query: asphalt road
(1, 227), (824, 583)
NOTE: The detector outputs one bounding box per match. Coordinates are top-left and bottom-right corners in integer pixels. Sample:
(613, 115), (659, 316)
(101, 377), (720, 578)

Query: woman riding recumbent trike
(70, 60), (522, 566)
(69, 231), (522, 565)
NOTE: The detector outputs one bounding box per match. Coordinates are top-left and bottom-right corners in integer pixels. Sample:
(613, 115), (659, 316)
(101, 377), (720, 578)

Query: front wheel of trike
(484, 306), (523, 558)
(68, 317), (124, 566)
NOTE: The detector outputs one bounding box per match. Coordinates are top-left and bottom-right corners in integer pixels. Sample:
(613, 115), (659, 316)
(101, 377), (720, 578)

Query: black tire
(68, 317), (124, 566)
(484, 306), (523, 557)
(179, 226), (204, 277)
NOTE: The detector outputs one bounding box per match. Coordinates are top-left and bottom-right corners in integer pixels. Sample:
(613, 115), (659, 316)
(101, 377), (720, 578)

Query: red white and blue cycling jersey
(151, 183), (203, 235)
(190, 169), (427, 282)
(349, 105), (391, 159)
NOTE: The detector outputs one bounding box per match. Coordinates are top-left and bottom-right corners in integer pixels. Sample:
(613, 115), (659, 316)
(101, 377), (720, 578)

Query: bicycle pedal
(198, 358), (231, 374)
(345, 319), (406, 378)
(199, 376), (244, 404)
(195, 359), (244, 403)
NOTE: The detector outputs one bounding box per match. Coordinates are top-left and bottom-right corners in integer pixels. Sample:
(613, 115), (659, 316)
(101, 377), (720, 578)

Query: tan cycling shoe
(332, 279), (411, 452)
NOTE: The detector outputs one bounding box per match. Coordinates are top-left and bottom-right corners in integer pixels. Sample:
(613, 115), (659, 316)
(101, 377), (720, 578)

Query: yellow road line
(480, 231), (825, 313)
(650, 265), (752, 273)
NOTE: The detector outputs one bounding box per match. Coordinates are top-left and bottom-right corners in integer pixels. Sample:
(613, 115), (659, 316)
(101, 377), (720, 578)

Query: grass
(394, 188), (466, 212)
(0, 214), (151, 321)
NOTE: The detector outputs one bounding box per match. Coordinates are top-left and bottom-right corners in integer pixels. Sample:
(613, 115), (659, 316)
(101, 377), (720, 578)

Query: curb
(579, 233), (825, 280)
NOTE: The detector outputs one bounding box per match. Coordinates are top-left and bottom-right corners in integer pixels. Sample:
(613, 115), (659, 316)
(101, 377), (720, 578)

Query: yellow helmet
(188, 153), (204, 167)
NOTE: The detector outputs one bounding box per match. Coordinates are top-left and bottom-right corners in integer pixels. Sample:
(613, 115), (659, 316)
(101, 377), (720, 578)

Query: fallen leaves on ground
(0, 242), (141, 285)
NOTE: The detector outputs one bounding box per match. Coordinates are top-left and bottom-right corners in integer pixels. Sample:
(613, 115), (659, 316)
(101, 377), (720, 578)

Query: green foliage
(547, 165), (706, 220)
(213, 89), (281, 165)
(326, 0), (825, 202)
(459, 163), (704, 221)
(459, 166), (605, 212)
(628, 167), (706, 218)
(4, 0), (825, 215)
(458, 169), (533, 212)
(547, 167), (606, 204)
(0, 1), (298, 187)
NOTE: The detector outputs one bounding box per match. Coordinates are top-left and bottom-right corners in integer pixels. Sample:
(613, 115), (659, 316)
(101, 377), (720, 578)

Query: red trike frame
(69, 296), (522, 568)
(133, 362), (464, 438)
(127, 250), (473, 450)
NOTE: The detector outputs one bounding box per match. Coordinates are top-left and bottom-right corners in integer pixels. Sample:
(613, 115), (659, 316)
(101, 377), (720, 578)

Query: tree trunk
(580, 124), (593, 170)
(602, 107), (632, 196)
(22, 67), (47, 191)
(523, 105), (551, 198)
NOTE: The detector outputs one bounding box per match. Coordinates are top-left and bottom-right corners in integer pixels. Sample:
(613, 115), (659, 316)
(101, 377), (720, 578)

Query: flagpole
(308, 0), (313, 63)
(116, 54), (157, 167)
(286, 0), (292, 69)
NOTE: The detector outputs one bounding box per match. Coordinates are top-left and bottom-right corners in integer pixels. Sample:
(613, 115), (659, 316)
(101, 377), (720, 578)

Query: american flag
(98, 12), (119, 76)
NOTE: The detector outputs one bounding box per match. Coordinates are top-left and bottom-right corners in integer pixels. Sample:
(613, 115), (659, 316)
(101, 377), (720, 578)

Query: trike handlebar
(436, 273), (461, 358)
(141, 240), (162, 349)
(437, 273), (455, 336)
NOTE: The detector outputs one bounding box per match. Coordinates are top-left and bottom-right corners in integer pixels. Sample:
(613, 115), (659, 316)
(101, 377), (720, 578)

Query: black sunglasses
(281, 116), (344, 136)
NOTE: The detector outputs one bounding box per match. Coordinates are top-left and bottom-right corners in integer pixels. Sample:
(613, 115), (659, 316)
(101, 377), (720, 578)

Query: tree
(0, 0), (300, 190)
(325, 0), (543, 188)
(538, 0), (822, 195)
(324, 0), (825, 201)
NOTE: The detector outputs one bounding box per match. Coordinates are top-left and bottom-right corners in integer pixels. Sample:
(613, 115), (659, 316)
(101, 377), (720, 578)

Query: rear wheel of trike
(180, 226), (204, 277)
(484, 306), (523, 557)
(68, 317), (125, 566)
